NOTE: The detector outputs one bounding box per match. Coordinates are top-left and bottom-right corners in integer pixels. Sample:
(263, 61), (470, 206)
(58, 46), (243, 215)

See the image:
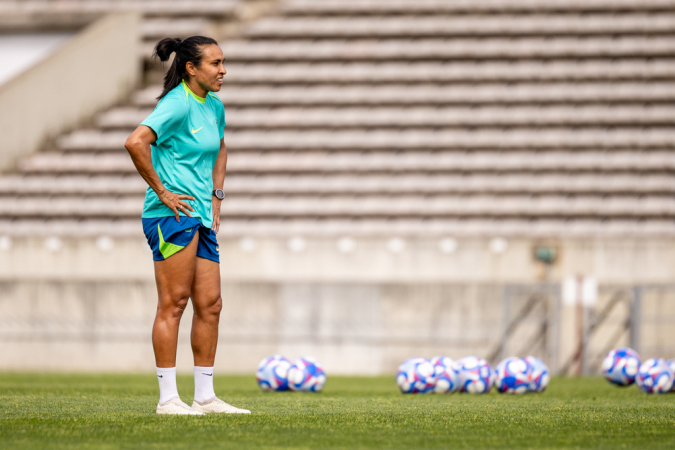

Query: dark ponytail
(153, 36), (218, 101)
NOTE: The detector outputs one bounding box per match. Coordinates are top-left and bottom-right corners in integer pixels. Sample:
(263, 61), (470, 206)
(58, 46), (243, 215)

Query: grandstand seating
(2, 0), (675, 237)
(0, 1), (241, 60)
(0, 1), (240, 17)
(243, 15), (675, 37)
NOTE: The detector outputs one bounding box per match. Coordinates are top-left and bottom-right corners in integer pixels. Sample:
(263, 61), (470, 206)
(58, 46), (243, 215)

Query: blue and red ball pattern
(288, 357), (327, 392)
(456, 356), (495, 394)
(636, 358), (674, 394)
(495, 357), (532, 394)
(524, 356), (550, 392)
(430, 356), (460, 394)
(601, 347), (641, 386)
(396, 357), (436, 394)
(256, 355), (292, 392)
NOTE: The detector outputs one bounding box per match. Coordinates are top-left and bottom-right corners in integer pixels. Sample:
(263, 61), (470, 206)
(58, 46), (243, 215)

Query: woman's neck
(184, 79), (207, 99)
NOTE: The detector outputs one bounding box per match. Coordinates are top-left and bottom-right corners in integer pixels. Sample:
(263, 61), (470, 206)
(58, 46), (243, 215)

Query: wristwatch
(212, 189), (224, 200)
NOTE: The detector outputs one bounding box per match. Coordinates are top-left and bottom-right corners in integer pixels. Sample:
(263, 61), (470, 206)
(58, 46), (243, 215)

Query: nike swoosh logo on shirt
(191, 127), (203, 134)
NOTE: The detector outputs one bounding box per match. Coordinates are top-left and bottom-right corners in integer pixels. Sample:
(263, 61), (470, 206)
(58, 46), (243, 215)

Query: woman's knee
(158, 294), (190, 320)
(212, 296), (223, 315)
(196, 296), (222, 319)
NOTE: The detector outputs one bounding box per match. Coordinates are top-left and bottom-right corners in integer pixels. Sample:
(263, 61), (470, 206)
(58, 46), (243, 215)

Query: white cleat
(192, 397), (251, 414)
(156, 397), (205, 415)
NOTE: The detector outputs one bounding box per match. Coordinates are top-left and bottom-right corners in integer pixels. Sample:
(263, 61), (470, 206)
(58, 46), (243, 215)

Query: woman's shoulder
(206, 92), (223, 109)
(156, 85), (190, 114)
(164, 83), (190, 104)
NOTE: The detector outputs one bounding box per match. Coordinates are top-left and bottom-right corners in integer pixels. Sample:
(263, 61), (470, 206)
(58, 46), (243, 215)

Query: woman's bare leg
(152, 232), (199, 368)
(188, 254), (250, 413)
(190, 257), (222, 366)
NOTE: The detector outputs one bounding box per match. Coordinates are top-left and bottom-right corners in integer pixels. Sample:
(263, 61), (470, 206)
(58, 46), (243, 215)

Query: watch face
(214, 189), (224, 199)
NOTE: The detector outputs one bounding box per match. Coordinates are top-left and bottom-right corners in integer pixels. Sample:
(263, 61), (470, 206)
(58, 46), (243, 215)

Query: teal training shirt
(140, 80), (225, 228)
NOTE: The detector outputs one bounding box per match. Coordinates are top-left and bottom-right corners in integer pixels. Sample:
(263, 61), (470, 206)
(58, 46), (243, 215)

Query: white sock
(156, 367), (179, 405)
(194, 366), (216, 403)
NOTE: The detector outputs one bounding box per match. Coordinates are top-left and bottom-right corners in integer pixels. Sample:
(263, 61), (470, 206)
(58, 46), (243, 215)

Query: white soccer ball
(495, 357), (532, 394)
(287, 357), (326, 392)
(456, 356), (495, 394)
(429, 356), (459, 394)
(667, 359), (675, 392)
(636, 358), (674, 394)
(601, 347), (641, 386)
(256, 355), (291, 392)
(524, 356), (550, 392)
(396, 357), (436, 394)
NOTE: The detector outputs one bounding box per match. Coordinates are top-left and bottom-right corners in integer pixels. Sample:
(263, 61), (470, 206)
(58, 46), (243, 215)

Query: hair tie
(174, 38), (183, 50)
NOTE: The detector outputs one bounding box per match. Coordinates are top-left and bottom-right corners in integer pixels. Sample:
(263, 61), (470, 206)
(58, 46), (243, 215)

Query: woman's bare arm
(124, 125), (195, 222)
(211, 138), (227, 233)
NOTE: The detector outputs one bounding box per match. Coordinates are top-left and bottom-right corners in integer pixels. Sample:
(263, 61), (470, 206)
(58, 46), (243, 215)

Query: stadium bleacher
(2, 0), (675, 237)
(0, 1), (240, 18)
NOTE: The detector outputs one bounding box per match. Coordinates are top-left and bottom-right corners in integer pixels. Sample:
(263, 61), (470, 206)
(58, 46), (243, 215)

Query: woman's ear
(185, 61), (196, 77)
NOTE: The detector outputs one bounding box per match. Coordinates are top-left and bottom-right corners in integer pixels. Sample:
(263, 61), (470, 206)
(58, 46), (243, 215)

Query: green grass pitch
(1, 373), (674, 449)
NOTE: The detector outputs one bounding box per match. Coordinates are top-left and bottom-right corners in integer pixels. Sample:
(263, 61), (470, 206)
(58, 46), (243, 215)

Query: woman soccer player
(125, 36), (249, 415)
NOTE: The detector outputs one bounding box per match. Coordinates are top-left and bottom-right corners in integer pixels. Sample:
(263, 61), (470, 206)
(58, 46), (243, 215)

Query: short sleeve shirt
(140, 80), (225, 228)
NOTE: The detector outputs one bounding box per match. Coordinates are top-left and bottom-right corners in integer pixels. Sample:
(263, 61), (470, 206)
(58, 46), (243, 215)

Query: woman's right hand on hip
(158, 190), (195, 222)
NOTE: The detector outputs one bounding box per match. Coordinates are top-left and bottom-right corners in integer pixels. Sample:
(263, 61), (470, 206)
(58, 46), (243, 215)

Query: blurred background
(0, 0), (674, 376)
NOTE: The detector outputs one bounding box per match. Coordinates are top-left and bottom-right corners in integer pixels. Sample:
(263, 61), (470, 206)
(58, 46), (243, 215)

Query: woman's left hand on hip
(211, 198), (221, 233)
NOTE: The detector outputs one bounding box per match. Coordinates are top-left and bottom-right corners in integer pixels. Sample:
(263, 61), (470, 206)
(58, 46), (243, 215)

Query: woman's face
(188, 44), (226, 93)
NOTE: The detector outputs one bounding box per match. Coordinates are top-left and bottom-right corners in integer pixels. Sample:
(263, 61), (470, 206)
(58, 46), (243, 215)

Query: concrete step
(55, 129), (675, 153)
(132, 83), (675, 107)
(209, 37), (675, 63)
(2, 193), (675, 219)
(244, 14), (675, 38)
(168, 61), (675, 84)
(141, 18), (209, 40)
(97, 105), (675, 130)
(0, 1), (240, 18)
(280, 0), (675, 15)
(1, 174), (674, 196)
(0, 175), (146, 195)
(0, 196), (143, 217)
(17, 150), (675, 175)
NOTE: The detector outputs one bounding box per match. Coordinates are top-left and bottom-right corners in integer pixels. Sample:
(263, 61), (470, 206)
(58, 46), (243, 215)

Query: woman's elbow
(124, 135), (141, 153)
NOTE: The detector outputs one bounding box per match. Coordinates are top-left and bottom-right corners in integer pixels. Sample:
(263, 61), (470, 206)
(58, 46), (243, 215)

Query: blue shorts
(142, 217), (219, 263)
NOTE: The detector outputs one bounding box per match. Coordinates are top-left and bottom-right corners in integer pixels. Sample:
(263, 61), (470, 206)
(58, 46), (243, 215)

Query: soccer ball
(256, 355), (291, 391)
(396, 357), (436, 394)
(636, 358), (674, 394)
(495, 357), (532, 394)
(524, 356), (550, 392)
(601, 347), (641, 386)
(456, 356), (495, 394)
(429, 356), (459, 394)
(287, 357), (326, 392)
(667, 359), (675, 374)
(667, 360), (675, 391)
